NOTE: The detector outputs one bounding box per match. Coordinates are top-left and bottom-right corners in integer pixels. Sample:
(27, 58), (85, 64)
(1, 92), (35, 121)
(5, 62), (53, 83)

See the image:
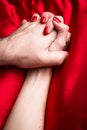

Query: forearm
(0, 38), (5, 65)
(0, 37), (12, 66)
(3, 67), (52, 130)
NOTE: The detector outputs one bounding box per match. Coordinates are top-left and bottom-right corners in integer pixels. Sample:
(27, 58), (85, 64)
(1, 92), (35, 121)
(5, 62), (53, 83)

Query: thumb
(44, 51), (68, 66)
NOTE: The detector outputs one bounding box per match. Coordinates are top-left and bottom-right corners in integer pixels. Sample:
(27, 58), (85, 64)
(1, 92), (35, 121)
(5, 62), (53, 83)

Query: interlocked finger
(49, 19), (70, 51)
(43, 15), (64, 34)
(40, 12), (54, 23)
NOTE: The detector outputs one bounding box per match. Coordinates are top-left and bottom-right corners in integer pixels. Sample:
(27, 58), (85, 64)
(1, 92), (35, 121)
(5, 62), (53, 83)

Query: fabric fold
(0, 0), (87, 129)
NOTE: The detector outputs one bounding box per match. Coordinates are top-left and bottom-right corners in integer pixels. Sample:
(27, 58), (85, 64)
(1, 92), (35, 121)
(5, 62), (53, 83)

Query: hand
(0, 19), (68, 68)
(31, 13), (71, 50)
(32, 12), (71, 51)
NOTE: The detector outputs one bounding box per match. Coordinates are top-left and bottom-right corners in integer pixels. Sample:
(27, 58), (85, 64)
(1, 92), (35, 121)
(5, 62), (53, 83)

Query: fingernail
(40, 16), (46, 23)
(43, 26), (50, 35)
(44, 27), (50, 35)
(31, 16), (37, 22)
(53, 17), (61, 23)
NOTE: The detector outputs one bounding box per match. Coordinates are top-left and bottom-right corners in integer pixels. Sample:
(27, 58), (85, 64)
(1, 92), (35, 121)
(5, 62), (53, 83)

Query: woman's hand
(32, 12), (71, 51)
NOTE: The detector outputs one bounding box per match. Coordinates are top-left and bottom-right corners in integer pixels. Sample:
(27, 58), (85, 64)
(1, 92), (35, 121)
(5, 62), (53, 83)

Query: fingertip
(65, 51), (69, 57)
(43, 24), (53, 35)
(31, 16), (37, 22)
(53, 17), (61, 23)
(62, 51), (69, 57)
(57, 51), (69, 65)
(52, 17), (61, 29)
(43, 21), (54, 35)
(43, 26), (51, 35)
(31, 13), (40, 22)
(40, 16), (47, 23)
(40, 12), (54, 24)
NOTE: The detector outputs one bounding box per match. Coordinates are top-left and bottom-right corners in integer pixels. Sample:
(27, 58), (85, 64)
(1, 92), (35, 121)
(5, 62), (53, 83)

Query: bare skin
(0, 13), (69, 68)
(3, 67), (52, 130)
(3, 13), (71, 130)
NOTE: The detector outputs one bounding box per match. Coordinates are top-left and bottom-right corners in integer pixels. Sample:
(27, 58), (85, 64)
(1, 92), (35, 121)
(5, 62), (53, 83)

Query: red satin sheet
(0, 0), (87, 130)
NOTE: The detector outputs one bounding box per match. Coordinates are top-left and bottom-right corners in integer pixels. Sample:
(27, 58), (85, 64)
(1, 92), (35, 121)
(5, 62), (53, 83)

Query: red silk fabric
(0, 0), (87, 129)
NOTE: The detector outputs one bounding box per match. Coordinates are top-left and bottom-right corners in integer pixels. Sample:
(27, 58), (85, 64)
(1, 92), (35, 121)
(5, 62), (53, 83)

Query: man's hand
(0, 19), (68, 68)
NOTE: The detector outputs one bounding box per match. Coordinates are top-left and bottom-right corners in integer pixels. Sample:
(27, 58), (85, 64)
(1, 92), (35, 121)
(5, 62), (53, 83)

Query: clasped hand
(0, 12), (71, 68)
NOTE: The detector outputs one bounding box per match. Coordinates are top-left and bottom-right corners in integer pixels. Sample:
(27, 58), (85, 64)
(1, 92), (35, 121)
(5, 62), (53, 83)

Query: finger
(31, 13), (40, 22)
(54, 16), (64, 23)
(51, 18), (69, 50)
(64, 32), (71, 50)
(50, 32), (71, 51)
(15, 20), (30, 33)
(67, 32), (71, 43)
(43, 18), (54, 35)
(21, 21), (31, 29)
(21, 20), (30, 27)
(43, 16), (64, 35)
(40, 12), (54, 23)
(43, 51), (68, 66)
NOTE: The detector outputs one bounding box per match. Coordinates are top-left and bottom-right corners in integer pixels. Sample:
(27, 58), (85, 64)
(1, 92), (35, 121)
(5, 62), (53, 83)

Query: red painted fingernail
(31, 16), (37, 21)
(44, 26), (50, 35)
(53, 17), (61, 23)
(40, 16), (46, 23)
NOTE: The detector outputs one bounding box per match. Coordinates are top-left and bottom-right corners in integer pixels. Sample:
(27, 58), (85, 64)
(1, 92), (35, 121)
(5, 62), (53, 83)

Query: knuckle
(32, 13), (39, 17)
(66, 32), (71, 43)
(24, 21), (30, 26)
(42, 11), (54, 16)
(68, 32), (71, 38)
(62, 24), (69, 31)
(64, 25), (69, 31)
(61, 24), (69, 33)
(57, 38), (66, 49)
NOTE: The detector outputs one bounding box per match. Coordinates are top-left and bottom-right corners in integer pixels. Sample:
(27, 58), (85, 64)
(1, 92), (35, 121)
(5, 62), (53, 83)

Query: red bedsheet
(0, 0), (87, 129)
